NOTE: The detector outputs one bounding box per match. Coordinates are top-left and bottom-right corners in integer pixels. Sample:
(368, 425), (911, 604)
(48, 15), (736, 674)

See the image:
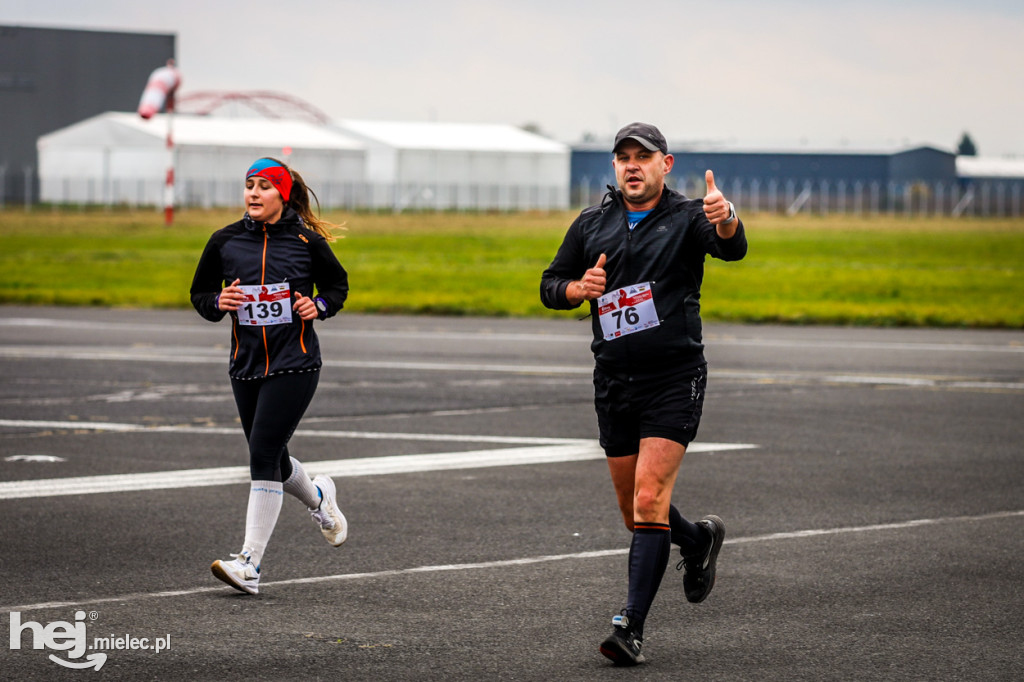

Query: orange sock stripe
(634, 522), (671, 532)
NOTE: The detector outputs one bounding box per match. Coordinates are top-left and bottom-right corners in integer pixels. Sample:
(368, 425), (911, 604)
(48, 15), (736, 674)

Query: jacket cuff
(315, 297), (329, 320)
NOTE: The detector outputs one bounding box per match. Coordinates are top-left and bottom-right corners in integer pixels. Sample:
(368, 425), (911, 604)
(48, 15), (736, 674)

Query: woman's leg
(231, 373), (319, 567)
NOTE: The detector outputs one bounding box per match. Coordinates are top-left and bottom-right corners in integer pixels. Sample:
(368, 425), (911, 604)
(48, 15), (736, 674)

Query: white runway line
(710, 337), (1024, 354)
(0, 418), (589, 445)
(4, 317), (1023, 354)
(4, 509), (1020, 615)
(712, 370), (1024, 391)
(0, 345), (590, 375)
(4, 344), (1024, 387)
(0, 317), (591, 344)
(0, 441), (756, 500)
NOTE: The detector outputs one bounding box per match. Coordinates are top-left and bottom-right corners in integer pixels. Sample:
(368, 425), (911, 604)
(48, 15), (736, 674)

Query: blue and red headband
(246, 158), (293, 202)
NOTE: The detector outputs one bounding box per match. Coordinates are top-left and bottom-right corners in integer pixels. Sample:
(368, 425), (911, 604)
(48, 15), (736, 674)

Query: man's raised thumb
(595, 253), (607, 269)
(705, 169), (717, 194)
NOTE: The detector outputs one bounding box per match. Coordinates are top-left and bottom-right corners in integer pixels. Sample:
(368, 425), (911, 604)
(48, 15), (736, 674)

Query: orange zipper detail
(262, 327), (269, 375)
(261, 228), (269, 376)
(261, 228), (268, 283)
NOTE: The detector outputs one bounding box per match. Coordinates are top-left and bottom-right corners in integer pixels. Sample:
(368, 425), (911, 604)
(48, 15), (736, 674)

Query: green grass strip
(1, 209), (1021, 327)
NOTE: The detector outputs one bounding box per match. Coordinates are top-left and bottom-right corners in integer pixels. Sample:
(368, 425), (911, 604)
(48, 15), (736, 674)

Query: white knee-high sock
(241, 480), (283, 568)
(282, 457), (322, 509)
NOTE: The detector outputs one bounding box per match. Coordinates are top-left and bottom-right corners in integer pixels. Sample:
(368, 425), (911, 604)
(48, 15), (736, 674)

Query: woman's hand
(293, 291), (317, 321)
(217, 279), (243, 311)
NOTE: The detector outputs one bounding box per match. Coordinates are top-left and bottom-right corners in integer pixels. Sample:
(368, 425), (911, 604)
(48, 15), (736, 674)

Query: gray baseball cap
(613, 122), (668, 155)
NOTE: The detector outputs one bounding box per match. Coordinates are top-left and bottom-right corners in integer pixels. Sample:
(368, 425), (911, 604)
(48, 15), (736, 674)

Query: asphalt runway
(1, 305), (1022, 681)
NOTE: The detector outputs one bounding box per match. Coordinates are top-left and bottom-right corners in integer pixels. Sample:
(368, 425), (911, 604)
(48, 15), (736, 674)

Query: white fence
(573, 177), (1024, 217)
(33, 175), (569, 212)
(13, 170), (1024, 216)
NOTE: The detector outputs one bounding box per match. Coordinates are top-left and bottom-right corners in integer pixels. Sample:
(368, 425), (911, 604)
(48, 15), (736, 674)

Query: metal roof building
(571, 144), (959, 200)
(332, 119), (570, 210)
(568, 143), (1024, 215)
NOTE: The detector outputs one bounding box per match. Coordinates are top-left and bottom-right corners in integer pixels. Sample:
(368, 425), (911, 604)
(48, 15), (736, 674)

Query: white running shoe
(310, 474), (348, 547)
(211, 551), (260, 595)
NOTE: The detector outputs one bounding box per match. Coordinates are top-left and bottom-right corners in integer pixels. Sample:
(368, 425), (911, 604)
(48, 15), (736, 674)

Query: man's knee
(633, 487), (668, 522)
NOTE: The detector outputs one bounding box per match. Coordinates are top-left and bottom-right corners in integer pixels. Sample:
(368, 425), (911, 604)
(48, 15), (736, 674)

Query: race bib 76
(597, 282), (660, 341)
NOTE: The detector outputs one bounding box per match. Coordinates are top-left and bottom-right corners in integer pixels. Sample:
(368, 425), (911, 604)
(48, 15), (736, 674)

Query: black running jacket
(190, 208), (349, 379)
(540, 186), (747, 377)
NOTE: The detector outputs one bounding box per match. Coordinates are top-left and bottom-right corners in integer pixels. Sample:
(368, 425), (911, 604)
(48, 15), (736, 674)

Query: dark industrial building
(0, 24), (175, 204)
(572, 145), (958, 188)
(571, 143), (1022, 216)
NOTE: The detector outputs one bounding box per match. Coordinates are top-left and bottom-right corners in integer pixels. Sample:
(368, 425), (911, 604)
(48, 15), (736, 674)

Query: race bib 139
(235, 282), (292, 326)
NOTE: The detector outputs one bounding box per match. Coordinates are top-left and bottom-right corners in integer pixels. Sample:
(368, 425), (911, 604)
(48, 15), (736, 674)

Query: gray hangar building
(0, 24), (176, 204)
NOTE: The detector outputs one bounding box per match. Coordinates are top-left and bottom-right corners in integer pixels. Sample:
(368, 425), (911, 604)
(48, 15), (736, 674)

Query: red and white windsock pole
(138, 60), (181, 225)
(163, 112), (175, 226)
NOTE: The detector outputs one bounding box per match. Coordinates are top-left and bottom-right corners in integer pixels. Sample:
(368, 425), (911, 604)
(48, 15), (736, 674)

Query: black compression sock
(626, 522), (672, 635)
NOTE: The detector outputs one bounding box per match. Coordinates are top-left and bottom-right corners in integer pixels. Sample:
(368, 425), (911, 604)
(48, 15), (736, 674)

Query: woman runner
(190, 157), (350, 595)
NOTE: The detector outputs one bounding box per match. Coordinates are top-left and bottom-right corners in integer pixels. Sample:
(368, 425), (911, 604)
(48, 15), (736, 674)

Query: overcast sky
(5, 0), (1023, 156)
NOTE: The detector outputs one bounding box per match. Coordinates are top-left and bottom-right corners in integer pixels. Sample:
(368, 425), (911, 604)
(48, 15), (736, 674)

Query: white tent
(37, 113), (571, 210)
(332, 119), (570, 210)
(956, 156), (1024, 180)
(37, 112), (366, 208)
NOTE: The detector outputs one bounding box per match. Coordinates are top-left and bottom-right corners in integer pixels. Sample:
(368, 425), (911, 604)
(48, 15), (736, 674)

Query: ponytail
(262, 157), (341, 241)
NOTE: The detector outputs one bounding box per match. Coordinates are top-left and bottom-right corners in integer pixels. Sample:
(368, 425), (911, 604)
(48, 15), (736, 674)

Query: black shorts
(594, 363), (707, 458)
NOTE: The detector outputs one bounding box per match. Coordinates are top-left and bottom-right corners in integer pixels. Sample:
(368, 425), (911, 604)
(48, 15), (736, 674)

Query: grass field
(1, 208), (1022, 327)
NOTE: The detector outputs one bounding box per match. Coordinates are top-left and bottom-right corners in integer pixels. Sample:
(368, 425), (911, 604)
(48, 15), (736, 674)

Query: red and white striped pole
(163, 106), (175, 225)
(138, 60), (181, 225)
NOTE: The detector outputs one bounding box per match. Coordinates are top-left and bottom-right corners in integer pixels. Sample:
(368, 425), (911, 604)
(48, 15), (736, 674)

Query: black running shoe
(599, 613), (645, 666)
(678, 514), (725, 603)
